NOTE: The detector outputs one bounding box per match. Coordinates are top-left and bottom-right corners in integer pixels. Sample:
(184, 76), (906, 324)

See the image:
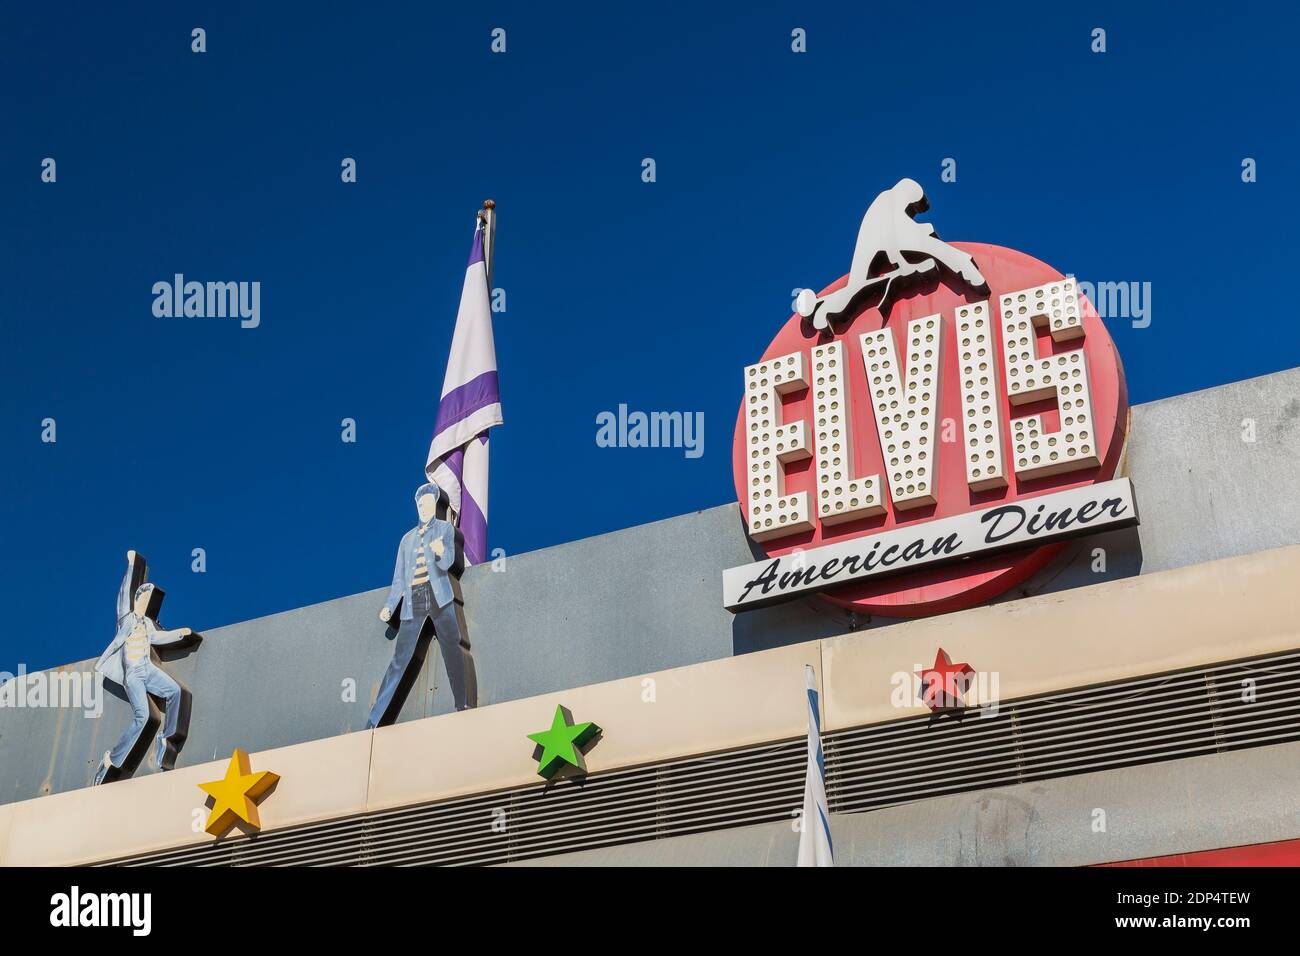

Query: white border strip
(724, 477), (1139, 612)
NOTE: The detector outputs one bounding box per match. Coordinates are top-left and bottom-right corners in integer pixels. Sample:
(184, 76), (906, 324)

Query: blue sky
(2, 2), (1297, 670)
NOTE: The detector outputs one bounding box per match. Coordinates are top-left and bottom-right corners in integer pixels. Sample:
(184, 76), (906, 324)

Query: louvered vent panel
(113, 816), (367, 867)
(364, 738), (805, 866)
(99, 650), (1300, 866)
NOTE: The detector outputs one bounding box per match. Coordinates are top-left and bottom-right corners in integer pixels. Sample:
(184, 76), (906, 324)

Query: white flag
(797, 663), (834, 867)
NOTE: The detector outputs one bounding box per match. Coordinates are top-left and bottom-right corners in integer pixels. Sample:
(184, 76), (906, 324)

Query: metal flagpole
(479, 199), (497, 290)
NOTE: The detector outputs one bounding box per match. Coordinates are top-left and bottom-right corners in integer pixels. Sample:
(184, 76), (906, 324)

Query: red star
(917, 648), (975, 712)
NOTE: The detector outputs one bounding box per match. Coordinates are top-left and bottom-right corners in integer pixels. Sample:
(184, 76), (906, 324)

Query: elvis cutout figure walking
(367, 480), (478, 727)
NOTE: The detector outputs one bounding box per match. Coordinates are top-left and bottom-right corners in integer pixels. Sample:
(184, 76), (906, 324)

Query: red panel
(1103, 838), (1300, 867)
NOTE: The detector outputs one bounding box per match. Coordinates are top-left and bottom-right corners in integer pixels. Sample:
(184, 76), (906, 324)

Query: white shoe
(93, 751), (113, 786)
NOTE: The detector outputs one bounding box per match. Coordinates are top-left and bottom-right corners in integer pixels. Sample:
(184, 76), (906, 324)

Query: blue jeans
(366, 583), (476, 728)
(108, 660), (182, 768)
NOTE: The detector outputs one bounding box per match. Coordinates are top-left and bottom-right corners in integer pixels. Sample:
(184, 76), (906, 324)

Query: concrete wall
(2, 368), (1299, 805)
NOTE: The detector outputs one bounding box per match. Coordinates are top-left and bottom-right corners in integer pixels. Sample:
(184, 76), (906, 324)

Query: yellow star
(198, 748), (280, 837)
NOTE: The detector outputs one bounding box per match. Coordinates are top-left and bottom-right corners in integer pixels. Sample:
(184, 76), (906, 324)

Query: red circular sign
(731, 242), (1129, 618)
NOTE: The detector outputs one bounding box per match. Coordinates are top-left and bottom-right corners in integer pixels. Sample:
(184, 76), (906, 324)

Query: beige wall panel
(823, 545), (1300, 731)
(2, 729), (374, 866)
(0, 804), (13, 863)
(368, 641), (821, 812)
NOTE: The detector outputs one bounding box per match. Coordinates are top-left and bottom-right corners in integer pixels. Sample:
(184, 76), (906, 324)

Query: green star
(526, 705), (601, 779)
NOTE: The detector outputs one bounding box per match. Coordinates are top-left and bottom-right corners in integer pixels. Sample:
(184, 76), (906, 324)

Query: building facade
(1, 366), (1298, 866)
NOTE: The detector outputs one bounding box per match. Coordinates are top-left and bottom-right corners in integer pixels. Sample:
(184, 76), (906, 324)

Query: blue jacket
(383, 519), (457, 619)
(94, 558), (191, 686)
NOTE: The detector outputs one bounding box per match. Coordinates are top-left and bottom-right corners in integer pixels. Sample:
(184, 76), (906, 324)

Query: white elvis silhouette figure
(797, 178), (987, 331)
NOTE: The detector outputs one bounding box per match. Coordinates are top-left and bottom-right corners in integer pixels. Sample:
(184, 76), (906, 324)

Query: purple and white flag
(425, 222), (503, 566)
